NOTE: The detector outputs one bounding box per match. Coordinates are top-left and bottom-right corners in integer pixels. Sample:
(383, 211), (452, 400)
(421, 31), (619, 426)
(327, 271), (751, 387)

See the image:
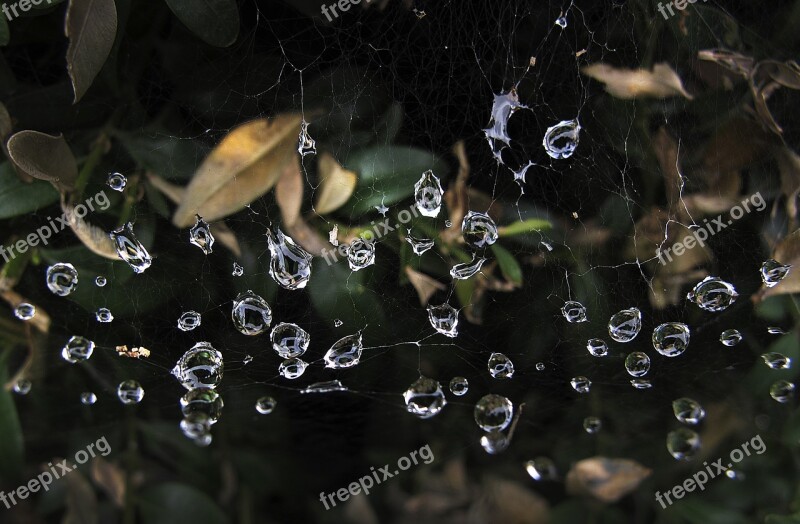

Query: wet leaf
(62, 197), (119, 260)
(173, 115), (303, 227)
(565, 457), (651, 503)
(405, 266), (446, 306)
(7, 131), (78, 192)
(164, 0), (240, 48)
(0, 162), (59, 219)
(138, 482), (228, 524)
(314, 152), (357, 215)
(582, 63), (693, 100)
(65, 0), (118, 103)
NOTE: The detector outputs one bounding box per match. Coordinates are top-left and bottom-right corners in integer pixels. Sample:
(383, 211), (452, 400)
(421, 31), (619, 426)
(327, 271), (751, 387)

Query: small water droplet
(46, 263), (79, 296)
(427, 303), (459, 338)
(243, 355), (253, 365)
(770, 380), (795, 403)
(278, 358), (308, 379)
(687, 276), (738, 312)
(445, 220), (453, 228)
(652, 323), (691, 357)
(761, 259), (791, 288)
(586, 338), (608, 357)
(625, 352), (651, 377)
(762, 353), (791, 370)
(667, 428), (700, 460)
(324, 333), (363, 369)
(189, 215), (214, 255)
(720, 329), (742, 346)
(480, 431), (510, 454)
(543, 119), (580, 159)
(231, 291), (272, 335)
(561, 301), (588, 323)
(375, 203), (389, 216)
(117, 380), (144, 405)
(672, 398), (705, 425)
(298, 119), (316, 157)
(266, 229), (313, 290)
(255, 396), (276, 414)
(271, 322), (310, 358)
(61, 336), (95, 363)
(474, 394), (513, 431)
(301, 380), (348, 394)
(449, 256), (487, 280)
(95, 275), (107, 287)
(570, 376), (591, 393)
(95, 307), (113, 323)
(414, 170), (443, 218)
(461, 211), (498, 249)
(630, 379), (652, 389)
(488, 352), (515, 379)
(346, 238), (376, 271)
(13, 303), (35, 321)
(172, 342), (223, 390)
(180, 412), (211, 440)
(525, 457), (557, 481)
(178, 311), (201, 331)
(13, 379), (31, 395)
(583, 416), (602, 434)
(449, 377), (469, 396)
(232, 262), (244, 277)
(80, 392), (97, 405)
(406, 234), (435, 255)
(535, 362), (545, 371)
(334, 319), (343, 327)
(107, 172), (127, 191)
(555, 15), (567, 28)
(110, 223), (152, 274)
(403, 376), (447, 418)
(767, 326), (787, 335)
(608, 307), (642, 342)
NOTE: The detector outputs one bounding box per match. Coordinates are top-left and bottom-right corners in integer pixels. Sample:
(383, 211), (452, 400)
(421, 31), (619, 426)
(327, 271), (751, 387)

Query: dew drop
(406, 234), (435, 255)
(255, 396), (277, 414)
(652, 322), (691, 357)
(46, 263), (79, 296)
(555, 15), (567, 28)
(61, 336), (95, 363)
(449, 256), (487, 280)
(543, 119), (580, 159)
(427, 303), (459, 338)
(525, 457), (557, 481)
(334, 319), (343, 327)
(449, 376), (469, 396)
(80, 392), (97, 405)
(570, 376), (591, 393)
(686, 276), (738, 312)
(180, 412), (211, 441)
(180, 388), (223, 422)
(323, 333), (363, 369)
(414, 170), (443, 218)
(231, 291), (272, 336)
(301, 380), (348, 394)
(298, 119), (316, 157)
(767, 326), (787, 335)
(278, 358), (308, 379)
(445, 220), (452, 228)
(488, 352), (515, 379)
(189, 215), (214, 255)
(171, 342), (223, 390)
(561, 301), (588, 323)
(474, 394), (513, 431)
(95, 275), (107, 287)
(117, 380), (144, 405)
(608, 307), (642, 342)
(270, 322), (310, 358)
(630, 379), (652, 389)
(109, 223), (152, 274)
(762, 352), (791, 370)
(625, 352), (651, 377)
(761, 259), (791, 288)
(232, 262), (244, 277)
(583, 416), (602, 434)
(266, 229), (313, 290)
(667, 428), (700, 460)
(13, 379), (31, 395)
(403, 376), (447, 419)
(13, 303), (35, 321)
(540, 241), (553, 252)
(720, 329), (742, 347)
(178, 311), (201, 331)
(480, 431), (510, 454)
(586, 338), (608, 357)
(770, 380), (795, 403)
(375, 203), (389, 216)
(483, 90), (528, 162)
(107, 172), (127, 191)
(95, 307), (113, 323)
(243, 355), (253, 365)
(461, 211), (498, 249)
(346, 238), (376, 271)
(672, 398), (705, 425)
(535, 362), (545, 371)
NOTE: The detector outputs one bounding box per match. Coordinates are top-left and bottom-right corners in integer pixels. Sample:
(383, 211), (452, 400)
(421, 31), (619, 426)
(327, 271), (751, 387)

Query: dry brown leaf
(0, 290), (50, 333)
(404, 266), (446, 306)
(652, 127), (683, 208)
(750, 60), (800, 135)
(62, 468), (98, 524)
(698, 49), (755, 78)
(582, 62), (693, 100)
(442, 141), (470, 243)
(7, 131), (78, 192)
(473, 476), (549, 524)
(90, 458), (125, 507)
(775, 146), (800, 227)
(62, 197), (119, 261)
(173, 114), (302, 227)
(276, 154), (303, 226)
(314, 152), (357, 215)
(753, 229), (800, 302)
(565, 457), (651, 503)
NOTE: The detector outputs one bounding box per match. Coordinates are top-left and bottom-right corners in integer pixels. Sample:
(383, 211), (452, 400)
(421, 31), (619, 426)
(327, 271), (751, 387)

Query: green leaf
(490, 243), (522, 285)
(0, 162), (60, 219)
(308, 259), (385, 329)
(497, 218), (552, 237)
(138, 482), (229, 524)
(0, 14), (9, 46)
(65, 0), (118, 103)
(766, 514), (800, 524)
(114, 129), (210, 181)
(0, 365), (24, 480)
(163, 0), (239, 47)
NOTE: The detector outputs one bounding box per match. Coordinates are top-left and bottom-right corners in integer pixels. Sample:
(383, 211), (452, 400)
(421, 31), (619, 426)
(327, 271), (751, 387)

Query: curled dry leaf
(62, 467), (99, 524)
(276, 154), (303, 227)
(90, 457), (125, 507)
(473, 476), (548, 524)
(582, 62), (693, 100)
(565, 457), (651, 503)
(173, 114), (303, 227)
(698, 49), (755, 78)
(7, 131), (78, 192)
(405, 266), (446, 306)
(314, 152), (357, 215)
(65, 0), (118, 103)
(62, 197), (119, 261)
(750, 60), (800, 135)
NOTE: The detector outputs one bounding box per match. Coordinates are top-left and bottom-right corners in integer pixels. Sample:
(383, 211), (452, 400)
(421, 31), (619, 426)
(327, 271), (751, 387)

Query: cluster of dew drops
(8, 80), (796, 478)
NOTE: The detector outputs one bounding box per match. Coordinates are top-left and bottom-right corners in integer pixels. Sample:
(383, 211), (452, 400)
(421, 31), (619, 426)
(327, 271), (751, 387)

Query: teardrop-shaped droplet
(449, 256), (487, 280)
(686, 276), (738, 312)
(586, 338), (608, 357)
(449, 376), (469, 396)
(406, 234), (435, 255)
(543, 119), (580, 159)
(414, 170), (443, 218)
(483, 90), (528, 162)
(266, 229), (312, 290)
(403, 376), (447, 419)
(171, 342), (223, 390)
(61, 336), (95, 363)
(525, 457), (557, 481)
(189, 215), (214, 255)
(583, 416), (602, 434)
(761, 352), (791, 370)
(461, 211), (498, 249)
(323, 333), (363, 369)
(608, 307), (642, 342)
(46, 263), (79, 296)
(270, 322), (310, 358)
(178, 311), (201, 331)
(13, 378), (31, 395)
(278, 358), (308, 379)
(652, 322), (691, 357)
(346, 238), (375, 271)
(770, 380), (795, 403)
(109, 222), (152, 274)
(555, 15), (567, 28)
(630, 379), (652, 389)
(761, 259), (791, 288)
(80, 392), (97, 405)
(570, 376), (591, 393)
(480, 431), (510, 454)
(488, 352), (514, 379)
(297, 119), (316, 157)
(117, 380), (144, 405)
(720, 329), (742, 346)
(255, 396), (277, 414)
(180, 387), (223, 422)
(672, 398), (705, 425)
(667, 428), (700, 460)
(561, 301), (588, 323)
(301, 380), (348, 394)
(13, 303), (35, 321)
(474, 394), (513, 432)
(232, 262), (244, 277)
(231, 290), (272, 335)
(427, 303), (459, 338)
(107, 172), (127, 191)
(95, 307), (113, 323)
(625, 352), (651, 377)
(95, 276), (107, 287)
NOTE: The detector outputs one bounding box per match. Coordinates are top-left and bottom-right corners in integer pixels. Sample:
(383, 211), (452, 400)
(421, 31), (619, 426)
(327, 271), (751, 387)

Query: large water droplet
(301, 380), (348, 394)
(189, 215), (214, 255)
(80, 392), (97, 405)
(720, 329), (742, 346)
(266, 229), (312, 290)
(608, 307), (642, 342)
(13, 379), (31, 395)
(110, 222), (152, 273)
(298, 119), (316, 157)
(525, 457), (557, 481)
(488, 352), (514, 379)
(406, 233), (435, 255)
(561, 301), (588, 323)
(117, 380), (144, 405)
(180, 388), (223, 422)
(278, 358), (308, 379)
(586, 339), (608, 357)
(171, 342), (223, 390)
(107, 172), (127, 191)
(483, 90), (528, 162)
(427, 303), (459, 338)
(346, 238), (375, 271)
(625, 352), (651, 377)
(414, 170), (443, 218)
(461, 211), (498, 249)
(667, 428), (700, 460)
(480, 431), (510, 454)
(583, 416), (602, 434)
(761, 353), (791, 370)
(672, 398), (705, 425)
(403, 376), (447, 419)
(231, 291), (272, 335)
(449, 256), (487, 280)
(474, 394), (513, 431)
(13, 303), (35, 321)
(61, 336), (95, 363)
(770, 380), (795, 403)
(687, 276), (738, 312)
(46, 263), (78, 296)
(761, 259), (791, 288)
(270, 322), (310, 358)
(180, 412), (211, 441)
(543, 119), (580, 159)
(449, 376), (469, 396)
(255, 396), (276, 414)
(178, 311), (201, 331)
(95, 308), (113, 323)
(323, 333), (363, 369)
(570, 376), (591, 393)
(652, 322), (691, 357)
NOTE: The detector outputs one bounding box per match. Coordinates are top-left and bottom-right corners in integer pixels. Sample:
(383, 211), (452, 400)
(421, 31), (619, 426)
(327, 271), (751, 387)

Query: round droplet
(461, 211), (498, 249)
(178, 311), (201, 331)
(61, 336), (95, 363)
(180, 388), (223, 422)
(630, 379), (652, 389)
(480, 431), (510, 454)
(667, 428), (700, 460)
(561, 301), (588, 323)
(189, 215), (215, 255)
(231, 291), (272, 336)
(583, 416), (602, 434)
(570, 376), (591, 393)
(107, 172), (127, 191)
(672, 398), (705, 425)
(255, 396), (277, 414)
(652, 323), (691, 357)
(427, 303), (459, 338)
(270, 322), (310, 358)
(488, 352), (514, 379)
(232, 262), (244, 277)
(80, 392), (97, 405)
(180, 412), (211, 440)
(346, 238), (376, 271)
(608, 307), (642, 342)
(543, 119), (580, 159)
(117, 380), (144, 405)
(525, 457), (557, 481)
(403, 376), (447, 419)
(171, 342), (223, 390)
(555, 15), (567, 27)
(444, 220), (452, 228)
(535, 362), (545, 371)
(720, 329), (742, 347)
(586, 338), (608, 357)
(414, 170), (444, 218)
(95, 276), (107, 287)
(449, 376), (469, 396)
(770, 380), (795, 403)
(13, 303), (35, 321)
(687, 276), (738, 312)
(625, 352), (651, 377)
(761, 259), (791, 288)
(46, 263), (78, 296)
(323, 333), (363, 369)
(278, 358), (308, 379)
(474, 394), (513, 432)
(95, 307), (113, 323)
(13, 378), (31, 395)
(761, 352), (791, 370)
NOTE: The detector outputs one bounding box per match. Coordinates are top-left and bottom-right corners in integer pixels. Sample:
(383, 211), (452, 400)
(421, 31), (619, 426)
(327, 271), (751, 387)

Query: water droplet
(449, 256), (487, 280)
(561, 301), (588, 323)
(180, 412), (211, 440)
(427, 303), (459, 338)
(95, 307), (113, 323)
(762, 353), (791, 370)
(243, 355), (253, 365)
(608, 307), (642, 342)
(630, 379), (652, 389)
(570, 376), (591, 393)
(687, 276), (738, 312)
(488, 352), (515, 379)
(555, 15), (567, 28)
(193, 434), (212, 447)
(540, 241), (553, 252)
(535, 362), (545, 371)
(480, 431), (510, 454)
(525, 457), (557, 481)
(46, 263), (78, 296)
(543, 119), (580, 159)
(323, 333), (363, 369)
(13, 303), (35, 321)
(180, 388), (223, 422)
(414, 170), (443, 218)
(231, 291), (272, 335)
(298, 119), (316, 157)
(255, 396), (276, 414)
(266, 229), (313, 290)
(107, 172), (127, 191)
(278, 358), (308, 379)
(652, 323), (691, 357)
(483, 90), (528, 162)
(406, 234), (435, 255)
(270, 322), (310, 358)
(375, 203), (389, 216)
(586, 339), (608, 357)
(770, 380), (795, 403)
(461, 211), (498, 249)
(720, 329), (742, 346)
(449, 377), (469, 396)
(761, 259), (791, 288)
(13, 379), (31, 395)
(80, 392), (97, 405)
(95, 276), (107, 287)
(189, 215), (214, 255)
(583, 416), (602, 434)
(301, 380), (348, 394)
(334, 319), (343, 327)
(445, 219), (453, 228)
(672, 398), (705, 425)
(667, 428), (700, 460)
(767, 327), (787, 335)
(171, 342), (223, 390)
(725, 469), (743, 480)
(625, 352), (651, 377)
(232, 262), (244, 277)
(117, 380), (144, 405)
(178, 311), (201, 331)
(109, 223), (152, 273)
(403, 376), (447, 419)
(474, 394), (513, 431)
(61, 336), (95, 363)
(346, 238), (376, 271)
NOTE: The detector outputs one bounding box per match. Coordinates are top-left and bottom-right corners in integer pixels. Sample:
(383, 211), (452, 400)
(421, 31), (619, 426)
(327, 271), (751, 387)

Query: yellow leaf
(7, 131), (78, 192)
(276, 154), (303, 227)
(566, 457), (651, 503)
(582, 63), (693, 100)
(62, 197), (118, 260)
(314, 152), (357, 215)
(404, 266), (446, 306)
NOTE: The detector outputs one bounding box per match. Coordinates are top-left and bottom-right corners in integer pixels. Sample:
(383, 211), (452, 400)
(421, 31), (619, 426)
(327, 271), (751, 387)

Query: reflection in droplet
(95, 276), (107, 287)
(768, 327), (787, 335)
(406, 233), (435, 255)
(608, 307), (642, 342)
(561, 301), (588, 323)
(449, 377), (469, 396)
(323, 333), (363, 369)
(346, 238), (376, 271)
(13, 379), (31, 395)
(171, 342), (224, 390)
(178, 311), (201, 332)
(488, 352), (514, 379)
(110, 223), (152, 273)
(298, 119), (316, 157)
(107, 172), (127, 191)
(625, 352), (651, 377)
(536, 362), (545, 371)
(761, 352), (791, 370)
(586, 339), (608, 357)
(266, 229), (313, 290)
(525, 457), (557, 481)
(180, 388), (223, 422)
(652, 323), (691, 357)
(480, 431), (510, 454)
(667, 428), (700, 460)
(231, 291), (272, 336)
(80, 392), (97, 405)
(271, 322), (310, 358)
(427, 303), (459, 338)
(117, 380), (144, 405)
(474, 394), (513, 432)
(630, 379), (652, 389)
(543, 119), (580, 159)
(570, 376), (591, 393)
(13, 303), (35, 321)
(414, 170), (443, 218)
(61, 336), (95, 363)
(720, 329), (742, 347)
(770, 380), (795, 403)
(450, 256), (487, 280)
(95, 308), (113, 323)
(255, 396), (277, 414)
(232, 262), (244, 277)
(278, 358), (308, 379)
(461, 211), (498, 249)
(483, 90), (528, 162)
(687, 276), (738, 312)
(555, 15), (567, 28)
(46, 263), (79, 296)
(672, 398), (705, 425)
(583, 416), (602, 434)
(403, 376), (447, 419)
(761, 259), (791, 288)
(301, 380), (348, 394)
(189, 215), (214, 255)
